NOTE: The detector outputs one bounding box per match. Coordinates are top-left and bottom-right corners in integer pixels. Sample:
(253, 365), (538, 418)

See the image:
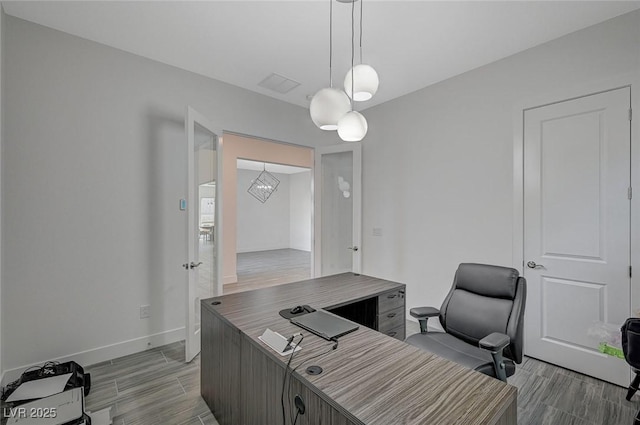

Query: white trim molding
(512, 72), (639, 314)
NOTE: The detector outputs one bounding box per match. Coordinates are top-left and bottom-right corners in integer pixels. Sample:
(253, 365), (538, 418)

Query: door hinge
(630, 266), (633, 278)
(629, 187), (633, 200)
(630, 108), (633, 121)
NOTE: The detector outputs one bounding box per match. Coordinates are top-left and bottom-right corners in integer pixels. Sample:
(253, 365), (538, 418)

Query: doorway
(521, 87), (631, 385)
(225, 159), (312, 294)
(219, 133), (314, 292)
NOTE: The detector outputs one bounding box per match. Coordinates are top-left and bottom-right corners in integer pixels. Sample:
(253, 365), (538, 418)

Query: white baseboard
(223, 274), (238, 284)
(236, 245), (290, 254)
(1, 327), (185, 388)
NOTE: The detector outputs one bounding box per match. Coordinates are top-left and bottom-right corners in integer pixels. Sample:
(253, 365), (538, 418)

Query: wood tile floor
(83, 342), (216, 425)
(224, 248), (311, 294)
(406, 321), (640, 425)
(4, 324), (640, 425)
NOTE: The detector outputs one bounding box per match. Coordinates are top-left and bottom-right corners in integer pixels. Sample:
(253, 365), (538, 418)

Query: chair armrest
(409, 307), (440, 319)
(410, 307), (439, 334)
(479, 332), (510, 382)
(479, 332), (510, 352)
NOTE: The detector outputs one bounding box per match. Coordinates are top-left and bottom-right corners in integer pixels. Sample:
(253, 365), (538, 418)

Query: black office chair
(621, 318), (640, 425)
(405, 263), (526, 382)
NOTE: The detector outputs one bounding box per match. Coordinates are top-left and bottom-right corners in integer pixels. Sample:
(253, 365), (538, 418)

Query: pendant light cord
(359, 0), (363, 64)
(351, 0), (355, 109)
(329, 0), (333, 87)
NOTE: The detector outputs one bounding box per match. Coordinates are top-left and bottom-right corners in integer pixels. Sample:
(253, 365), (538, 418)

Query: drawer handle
(387, 294), (397, 299)
(387, 313), (397, 318)
(387, 331), (397, 337)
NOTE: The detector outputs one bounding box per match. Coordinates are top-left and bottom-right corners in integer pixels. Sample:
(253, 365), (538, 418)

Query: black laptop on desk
(290, 309), (359, 340)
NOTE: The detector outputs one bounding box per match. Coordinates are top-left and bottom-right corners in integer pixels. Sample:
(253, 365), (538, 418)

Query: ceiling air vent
(258, 73), (300, 94)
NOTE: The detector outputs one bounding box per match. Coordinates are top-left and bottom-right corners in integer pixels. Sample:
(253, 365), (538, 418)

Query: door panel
(314, 144), (362, 277)
(186, 107), (222, 362)
(523, 87), (631, 385)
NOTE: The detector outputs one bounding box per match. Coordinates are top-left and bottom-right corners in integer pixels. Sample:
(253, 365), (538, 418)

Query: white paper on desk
(258, 336), (301, 356)
(5, 373), (72, 403)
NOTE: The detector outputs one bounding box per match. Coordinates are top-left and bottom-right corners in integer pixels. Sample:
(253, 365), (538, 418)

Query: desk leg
(493, 398), (517, 425)
(201, 308), (242, 425)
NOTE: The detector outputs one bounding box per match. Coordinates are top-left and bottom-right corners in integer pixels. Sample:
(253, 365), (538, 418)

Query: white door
(185, 106), (222, 362)
(523, 87), (631, 385)
(314, 144), (362, 277)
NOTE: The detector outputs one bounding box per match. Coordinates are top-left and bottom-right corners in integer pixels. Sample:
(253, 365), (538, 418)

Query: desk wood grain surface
(202, 273), (517, 425)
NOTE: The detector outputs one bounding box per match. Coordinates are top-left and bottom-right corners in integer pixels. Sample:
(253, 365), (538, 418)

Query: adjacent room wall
(289, 171), (312, 252)
(221, 133), (313, 284)
(236, 169), (290, 253)
(361, 10), (640, 317)
(2, 15), (333, 374)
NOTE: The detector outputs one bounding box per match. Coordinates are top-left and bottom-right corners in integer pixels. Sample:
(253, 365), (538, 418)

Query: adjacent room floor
(197, 240), (311, 296)
(224, 248), (311, 295)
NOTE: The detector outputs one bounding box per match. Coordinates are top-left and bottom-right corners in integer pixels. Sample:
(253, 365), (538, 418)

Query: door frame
(185, 106), (224, 362)
(313, 143), (362, 277)
(512, 74), (640, 344)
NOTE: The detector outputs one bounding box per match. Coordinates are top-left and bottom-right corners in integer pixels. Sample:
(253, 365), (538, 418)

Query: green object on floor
(599, 342), (624, 359)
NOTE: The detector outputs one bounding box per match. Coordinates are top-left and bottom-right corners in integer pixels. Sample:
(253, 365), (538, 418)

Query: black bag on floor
(1, 361), (91, 403)
(622, 318), (640, 368)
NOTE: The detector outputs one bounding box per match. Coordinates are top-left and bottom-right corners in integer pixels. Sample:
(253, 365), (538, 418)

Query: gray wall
(361, 10), (640, 314)
(236, 169), (290, 253)
(2, 15), (333, 372)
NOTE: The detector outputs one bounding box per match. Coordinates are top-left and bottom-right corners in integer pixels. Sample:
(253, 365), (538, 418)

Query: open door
(185, 106), (222, 362)
(314, 144), (362, 277)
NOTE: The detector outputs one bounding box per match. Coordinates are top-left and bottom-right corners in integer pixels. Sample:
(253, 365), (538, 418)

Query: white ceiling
(237, 158), (309, 174)
(4, 1), (640, 110)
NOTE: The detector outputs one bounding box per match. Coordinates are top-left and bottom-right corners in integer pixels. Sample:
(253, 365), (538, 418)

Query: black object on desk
(290, 309), (359, 341)
(278, 304), (315, 319)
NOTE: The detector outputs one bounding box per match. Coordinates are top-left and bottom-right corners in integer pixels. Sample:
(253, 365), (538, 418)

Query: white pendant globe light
(310, 88), (351, 130)
(337, 110), (368, 142)
(344, 64), (378, 101)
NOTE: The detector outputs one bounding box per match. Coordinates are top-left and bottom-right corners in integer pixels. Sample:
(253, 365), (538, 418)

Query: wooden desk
(201, 273), (517, 425)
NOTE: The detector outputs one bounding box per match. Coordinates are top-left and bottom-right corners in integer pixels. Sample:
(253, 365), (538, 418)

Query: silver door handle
(348, 246), (359, 252)
(527, 261), (544, 269)
(190, 261), (203, 269)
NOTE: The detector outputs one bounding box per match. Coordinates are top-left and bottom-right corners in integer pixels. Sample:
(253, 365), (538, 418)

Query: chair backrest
(439, 263), (526, 363)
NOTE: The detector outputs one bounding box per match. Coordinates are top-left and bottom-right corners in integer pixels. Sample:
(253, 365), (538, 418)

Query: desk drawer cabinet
(383, 325), (405, 341)
(378, 288), (405, 313)
(377, 306), (404, 333)
(377, 289), (405, 341)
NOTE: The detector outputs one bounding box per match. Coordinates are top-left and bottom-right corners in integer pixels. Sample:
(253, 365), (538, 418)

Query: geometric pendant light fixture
(310, 0), (350, 131)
